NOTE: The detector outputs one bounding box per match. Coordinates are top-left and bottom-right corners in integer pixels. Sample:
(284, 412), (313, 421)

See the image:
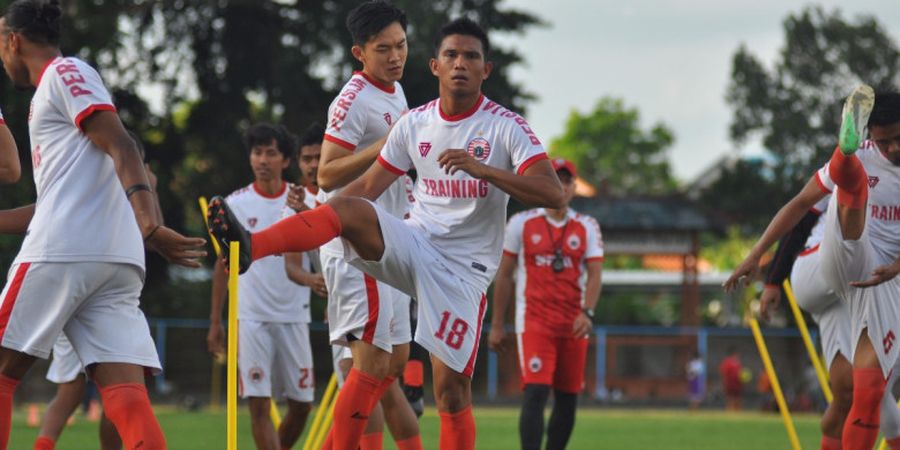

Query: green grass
(9, 405), (829, 449)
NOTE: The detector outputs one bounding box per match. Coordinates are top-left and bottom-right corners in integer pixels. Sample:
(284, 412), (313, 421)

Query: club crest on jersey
(466, 137), (491, 160)
(869, 176), (880, 188)
(528, 356), (542, 373)
(531, 234), (542, 244)
(567, 234), (581, 250)
(249, 367), (264, 383)
(419, 142), (432, 158)
(247, 217), (258, 228)
(383, 112), (392, 126)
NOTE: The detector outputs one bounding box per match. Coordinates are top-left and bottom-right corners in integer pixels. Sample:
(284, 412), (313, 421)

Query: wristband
(143, 225), (161, 242)
(126, 183), (153, 198)
(582, 307), (594, 319)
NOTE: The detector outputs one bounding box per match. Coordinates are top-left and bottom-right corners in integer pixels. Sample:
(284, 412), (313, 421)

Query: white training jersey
(815, 140), (900, 265)
(319, 72), (409, 256)
(280, 184), (320, 285)
(15, 57), (143, 271)
(227, 182), (309, 323)
(378, 94), (549, 291)
(802, 195), (830, 252)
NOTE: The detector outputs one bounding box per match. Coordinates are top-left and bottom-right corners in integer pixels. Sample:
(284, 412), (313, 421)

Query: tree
(549, 97), (677, 196)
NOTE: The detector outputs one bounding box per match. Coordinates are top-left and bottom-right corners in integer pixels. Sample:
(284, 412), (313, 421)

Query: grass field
(7, 405), (834, 449)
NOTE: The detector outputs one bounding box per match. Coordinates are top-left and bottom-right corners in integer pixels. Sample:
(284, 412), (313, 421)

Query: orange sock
(404, 361), (424, 388)
(370, 376), (395, 409)
(396, 435), (424, 450)
(319, 428), (334, 450)
(332, 368), (381, 450)
(439, 405), (476, 450)
(100, 383), (166, 450)
(828, 147), (869, 209)
(821, 435), (841, 450)
(359, 431), (383, 450)
(842, 368), (885, 450)
(33, 436), (55, 450)
(0, 374), (19, 450)
(888, 436), (900, 450)
(251, 205), (342, 261)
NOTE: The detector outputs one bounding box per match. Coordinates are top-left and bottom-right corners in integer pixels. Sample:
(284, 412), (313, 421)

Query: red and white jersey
(815, 140), (900, 265)
(503, 208), (604, 335)
(319, 72), (409, 257)
(378, 94), (548, 291)
(15, 57), (143, 271)
(227, 182), (310, 323)
(801, 195), (830, 253)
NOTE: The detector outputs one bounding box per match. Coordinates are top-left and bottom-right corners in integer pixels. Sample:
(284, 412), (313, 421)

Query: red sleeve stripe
(810, 207), (822, 215)
(377, 155), (406, 175)
(324, 134), (356, 151)
(0, 119), (5, 125)
(585, 256), (605, 262)
(517, 153), (549, 175)
(502, 250), (518, 258)
(814, 172), (832, 194)
(74, 104), (117, 131)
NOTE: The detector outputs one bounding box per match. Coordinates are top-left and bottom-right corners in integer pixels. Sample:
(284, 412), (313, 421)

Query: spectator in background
(719, 347), (743, 411)
(686, 351), (704, 410)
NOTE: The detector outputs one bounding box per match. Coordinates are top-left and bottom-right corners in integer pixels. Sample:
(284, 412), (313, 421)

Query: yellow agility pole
(311, 386), (339, 450)
(198, 196), (222, 257)
(750, 318), (802, 450)
(270, 401), (282, 429)
(878, 398), (900, 450)
(227, 243), (240, 450)
(783, 279), (833, 403)
(302, 373), (338, 450)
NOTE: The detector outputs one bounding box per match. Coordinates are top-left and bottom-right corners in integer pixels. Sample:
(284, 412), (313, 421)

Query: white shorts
(819, 194), (900, 377)
(331, 345), (352, 387)
(0, 262), (160, 373)
(46, 334), (84, 384)
(238, 320), (314, 402)
(321, 251), (412, 352)
(791, 249), (852, 368)
(343, 202), (487, 377)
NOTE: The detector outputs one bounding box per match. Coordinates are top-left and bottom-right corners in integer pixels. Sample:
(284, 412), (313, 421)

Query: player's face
(557, 171), (576, 206)
(354, 22), (407, 86)
(298, 143), (321, 187)
(0, 20), (29, 88)
(870, 122), (900, 166)
(249, 139), (290, 183)
(430, 34), (493, 99)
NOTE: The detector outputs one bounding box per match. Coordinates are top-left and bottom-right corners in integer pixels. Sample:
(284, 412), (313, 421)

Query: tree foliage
(549, 97), (677, 196)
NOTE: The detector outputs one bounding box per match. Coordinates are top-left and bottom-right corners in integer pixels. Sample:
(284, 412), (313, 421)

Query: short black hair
(346, 1), (406, 46)
(4, 0), (61, 46)
(244, 123), (296, 160)
(869, 92), (900, 128)
(434, 17), (490, 57)
(299, 123), (324, 149)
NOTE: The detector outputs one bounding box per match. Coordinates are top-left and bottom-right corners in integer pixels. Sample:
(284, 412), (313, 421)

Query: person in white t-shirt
(208, 18), (564, 450)
(0, 2), (206, 449)
(207, 123), (316, 450)
(725, 87), (900, 450)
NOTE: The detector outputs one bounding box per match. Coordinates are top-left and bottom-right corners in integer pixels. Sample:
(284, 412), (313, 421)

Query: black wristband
(126, 183), (153, 198)
(143, 225), (161, 242)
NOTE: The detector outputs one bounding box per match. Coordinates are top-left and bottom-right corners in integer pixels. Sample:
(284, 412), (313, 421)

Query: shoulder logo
(418, 142), (432, 158)
(531, 233), (542, 244)
(247, 217), (258, 228)
(567, 234), (581, 250)
(31, 145), (41, 169)
(467, 137), (491, 160)
(868, 176), (880, 188)
(383, 112), (392, 126)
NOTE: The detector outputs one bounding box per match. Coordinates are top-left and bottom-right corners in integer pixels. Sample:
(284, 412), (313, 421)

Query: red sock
(888, 435), (900, 450)
(821, 435), (841, 450)
(842, 368), (885, 450)
(252, 205), (342, 261)
(404, 361), (424, 388)
(370, 376), (395, 410)
(99, 383), (166, 450)
(359, 431), (383, 450)
(319, 428), (334, 450)
(332, 368), (381, 450)
(828, 147), (869, 209)
(0, 375), (19, 450)
(33, 436), (55, 450)
(439, 405), (476, 450)
(396, 435), (424, 450)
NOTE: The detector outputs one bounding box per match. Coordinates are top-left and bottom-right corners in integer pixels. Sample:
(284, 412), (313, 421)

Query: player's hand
(286, 184), (309, 212)
(850, 261), (900, 288)
(723, 254), (761, 293)
(207, 323), (226, 358)
(307, 273), (327, 297)
(758, 285), (782, 322)
(572, 312), (592, 337)
(437, 149), (489, 178)
(144, 226), (207, 267)
(487, 323), (507, 353)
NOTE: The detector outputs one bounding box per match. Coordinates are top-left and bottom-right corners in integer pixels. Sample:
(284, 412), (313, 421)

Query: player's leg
(273, 322), (314, 450)
(279, 400), (312, 450)
(432, 356), (475, 450)
(321, 353), (385, 450)
(403, 340), (426, 418)
(830, 84), (875, 240)
(880, 369), (900, 449)
(330, 339), (391, 450)
(34, 375), (86, 450)
(545, 336), (588, 450)
(516, 331), (556, 450)
(236, 320), (279, 450)
(821, 353), (852, 449)
(90, 363), (165, 450)
(246, 397), (279, 450)
(99, 413), (122, 450)
(842, 330), (885, 450)
(380, 344), (422, 450)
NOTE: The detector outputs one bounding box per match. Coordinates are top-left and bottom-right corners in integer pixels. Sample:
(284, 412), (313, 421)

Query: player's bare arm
(437, 151), (565, 208)
(317, 136), (388, 192)
(284, 252), (327, 297)
(574, 259), (603, 337)
(0, 122), (20, 183)
(82, 110), (206, 267)
(723, 176), (826, 291)
(489, 253), (517, 353)
(850, 258), (900, 288)
(758, 286), (782, 322)
(286, 183), (309, 212)
(0, 203), (33, 234)
(206, 258), (227, 357)
(338, 159), (400, 201)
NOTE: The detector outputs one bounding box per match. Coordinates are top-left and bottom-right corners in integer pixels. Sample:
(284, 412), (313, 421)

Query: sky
(495, 0), (900, 182)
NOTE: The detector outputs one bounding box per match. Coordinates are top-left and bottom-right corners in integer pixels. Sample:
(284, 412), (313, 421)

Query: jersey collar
(35, 56), (61, 87)
(439, 94), (484, 122)
(355, 71), (396, 94)
(541, 208), (574, 227)
(253, 181), (287, 199)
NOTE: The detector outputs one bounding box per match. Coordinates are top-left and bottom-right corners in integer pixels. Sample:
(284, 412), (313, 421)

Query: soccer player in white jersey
(208, 18), (565, 450)
(0, 1), (206, 449)
(726, 87), (900, 450)
(490, 159), (604, 450)
(206, 123), (315, 450)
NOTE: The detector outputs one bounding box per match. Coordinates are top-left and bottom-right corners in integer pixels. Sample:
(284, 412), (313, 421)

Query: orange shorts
(516, 331), (588, 393)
